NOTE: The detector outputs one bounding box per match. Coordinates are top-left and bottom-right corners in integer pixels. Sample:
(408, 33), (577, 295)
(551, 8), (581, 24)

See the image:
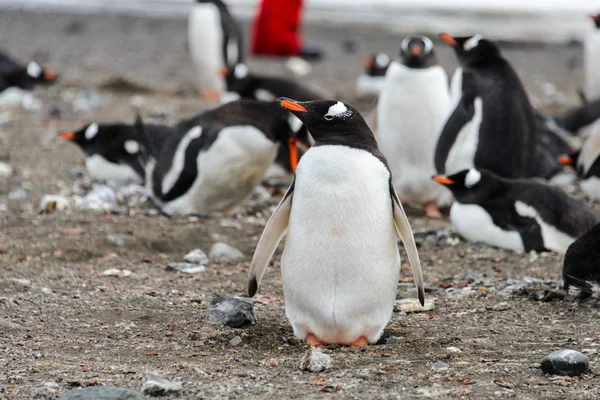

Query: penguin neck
(402, 56), (436, 69)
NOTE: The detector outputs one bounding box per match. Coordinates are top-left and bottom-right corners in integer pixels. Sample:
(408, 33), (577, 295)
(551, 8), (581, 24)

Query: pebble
(8, 188), (29, 200)
(229, 336), (242, 346)
(0, 204), (7, 212)
(426, 361), (449, 371)
(0, 318), (25, 330)
(204, 297), (256, 327)
(385, 336), (402, 344)
(59, 386), (145, 400)
(0, 161), (13, 177)
(167, 262), (207, 274)
(100, 268), (132, 278)
(68, 167), (86, 177)
(394, 298), (435, 313)
(300, 348), (332, 373)
(541, 349), (589, 377)
(40, 195), (71, 212)
(141, 371), (182, 396)
(107, 234), (124, 246)
(74, 185), (117, 211)
(183, 249), (209, 265)
(209, 242), (244, 260)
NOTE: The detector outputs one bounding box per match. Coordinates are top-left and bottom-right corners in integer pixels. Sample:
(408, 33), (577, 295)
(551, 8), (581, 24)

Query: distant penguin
(585, 13), (600, 101)
(0, 51), (57, 107)
(188, 0), (244, 99)
(136, 100), (305, 216)
(248, 97), (424, 346)
(558, 127), (600, 201)
(355, 52), (391, 97)
(563, 221), (600, 298)
(533, 112), (580, 180)
(435, 34), (537, 179)
(59, 122), (174, 184)
(555, 97), (600, 139)
(432, 168), (600, 253)
(377, 36), (452, 218)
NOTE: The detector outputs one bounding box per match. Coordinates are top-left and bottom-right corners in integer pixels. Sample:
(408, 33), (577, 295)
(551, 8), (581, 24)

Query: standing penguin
(0, 51), (57, 107)
(585, 13), (600, 101)
(435, 34), (537, 179)
(432, 168), (600, 253)
(248, 98), (424, 346)
(188, 0), (244, 99)
(355, 52), (391, 97)
(558, 126), (600, 201)
(377, 36), (452, 218)
(563, 221), (600, 298)
(59, 122), (174, 184)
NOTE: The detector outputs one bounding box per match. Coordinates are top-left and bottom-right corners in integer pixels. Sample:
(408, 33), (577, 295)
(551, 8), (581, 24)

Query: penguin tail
(563, 271), (593, 299)
(133, 113), (154, 168)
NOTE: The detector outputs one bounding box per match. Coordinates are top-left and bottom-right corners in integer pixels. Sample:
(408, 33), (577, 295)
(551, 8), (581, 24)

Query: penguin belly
(514, 201), (576, 253)
(355, 75), (386, 97)
(378, 63), (453, 206)
(581, 176), (600, 201)
(160, 126), (277, 215)
(450, 203), (525, 252)
(281, 146), (400, 345)
(0, 87), (31, 108)
(585, 33), (600, 101)
(188, 4), (225, 95)
(85, 154), (142, 184)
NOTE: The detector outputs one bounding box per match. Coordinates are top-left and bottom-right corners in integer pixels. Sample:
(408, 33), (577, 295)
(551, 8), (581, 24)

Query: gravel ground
(1, 9), (599, 400)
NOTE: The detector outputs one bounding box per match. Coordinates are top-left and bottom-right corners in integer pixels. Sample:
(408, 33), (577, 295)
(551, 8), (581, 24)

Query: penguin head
(400, 36), (436, 68)
(439, 33), (501, 65)
(432, 168), (503, 203)
(590, 14), (600, 29)
(278, 98), (373, 145)
(221, 63), (251, 94)
(9, 61), (57, 90)
(363, 53), (390, 76)
(59, 122), (103, 149)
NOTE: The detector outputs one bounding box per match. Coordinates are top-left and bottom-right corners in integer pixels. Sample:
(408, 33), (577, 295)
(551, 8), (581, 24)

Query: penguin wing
(390, 185), (425, 305)
(248, 183), (294, 297)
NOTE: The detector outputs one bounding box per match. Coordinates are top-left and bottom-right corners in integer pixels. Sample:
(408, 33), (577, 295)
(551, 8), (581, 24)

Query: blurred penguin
(585, 13), (600, 101)
(0, 51), (57, 108)
(355, 53), (391, 97)
(558, 126), (600, 201)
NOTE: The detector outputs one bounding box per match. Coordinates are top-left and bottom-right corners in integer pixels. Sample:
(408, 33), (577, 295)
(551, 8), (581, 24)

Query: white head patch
(26, 62), (42, 78)
(464, 34), (484, 52)
(233, 64), (248, 79)
(325, 102), (351, 119)
(375, 53), (390, 68)
(422, 36), (434, 53)
(85, 123), (99, 140)
(465, 168), (481, 188)
(124, 140), (140, 154)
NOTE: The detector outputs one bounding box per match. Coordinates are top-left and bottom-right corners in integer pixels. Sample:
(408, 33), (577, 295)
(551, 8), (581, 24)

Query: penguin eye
(324, 115), (333, 121)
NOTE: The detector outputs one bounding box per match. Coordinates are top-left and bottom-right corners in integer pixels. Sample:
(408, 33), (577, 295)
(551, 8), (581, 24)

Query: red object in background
(251, 0), (303, 56)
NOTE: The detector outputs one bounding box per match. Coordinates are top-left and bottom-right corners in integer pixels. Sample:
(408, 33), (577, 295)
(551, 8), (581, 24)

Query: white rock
(0, 162), (13, 177)
(99, 268), (132, 278)
(74, 185), (117, 211)
(167, 262), (206, 274)
(8, 188), (28, 200)
(209, 242), (244, 260)
(183, 249), (209, 265)
(300, 348), (332, 373)
(229, 336), (242, 346)
(141, 371), (182, 396)
(40, 195), (71, 212)
(395, 298), (435, 313)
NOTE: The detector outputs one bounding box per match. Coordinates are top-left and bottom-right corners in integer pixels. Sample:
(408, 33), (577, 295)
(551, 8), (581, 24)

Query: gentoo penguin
(377, 36), (452, 218)
(563, 221), (600, 297)
(188, 0), (244, 99)
(436, 34), (537, 179)
(558, 126), (600, 201)
(0, 52), (57, 107)
(432, 168), (600, 253)
(584, 14), (600, 101)
(355, 52), (391, 97)
(555, 98), (600, 139)
(248, 97), (425, 346)
(533, 112), (580, 180)
(136, 100), (304, 216)
(59, 122), (174, 184)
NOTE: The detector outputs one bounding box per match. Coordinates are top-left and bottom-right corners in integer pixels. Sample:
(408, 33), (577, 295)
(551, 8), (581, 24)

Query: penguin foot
(350, 336), (369, 347)
(306, 333), (325, 346)
(201, 90), (221, 101)
(424, 202), (442, 219)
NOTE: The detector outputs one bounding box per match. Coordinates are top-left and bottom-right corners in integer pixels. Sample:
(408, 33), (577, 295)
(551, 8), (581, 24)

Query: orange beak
(288, 137), (299, 172)
(44, 69), (57, 80)
(557, 155), (574, 165)
(409, 47), (422, 55)
(59, 131), (76, 141)
(432, 175), (455, 185)
(439, 33), (457, 46)
(589, 14), (599, 21)
(363, 57), (374, 68)
(279, 99), (308, 113)
(218, 67), (229, 78)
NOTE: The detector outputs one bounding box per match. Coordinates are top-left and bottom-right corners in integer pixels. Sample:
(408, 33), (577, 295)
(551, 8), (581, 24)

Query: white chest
(514, 200), (575, 253)
(85, 154), (141, 184)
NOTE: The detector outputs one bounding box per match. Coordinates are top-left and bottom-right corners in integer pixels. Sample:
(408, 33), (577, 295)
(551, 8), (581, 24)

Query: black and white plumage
(558, 127), (600, 201)
(435, 34), (537, 179)
(432, 168), (600, 253)
(0, 51), (57, 107)
(563, 221), (600, 298)
(554, 98), (600, 138)
(60, 122), (174, 184)
(355, 52), (391, 97)
(248, 98), (424, 346)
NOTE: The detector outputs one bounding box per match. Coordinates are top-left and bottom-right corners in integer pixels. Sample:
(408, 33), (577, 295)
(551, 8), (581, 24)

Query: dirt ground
(1, 9), (600, 400)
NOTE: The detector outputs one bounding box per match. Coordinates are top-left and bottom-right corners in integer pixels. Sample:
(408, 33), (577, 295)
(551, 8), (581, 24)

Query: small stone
(8, 188), (28, 200)
(300, 348), (332, 373)
(446, 346), (462, 353)
(0, 318), (25, 330)
(385, 336), (402, 344)
(204, 297), (256, 327)
(0, 204), (7, 212)
(167, 262), (206, 274)
(141, 371), (182, 396)
(541, 349), (589, 377)
(0, 162), (13, 177)
(74, 185), (117, 211)
(68, 167), (86, 177)
(99, 268), (132, 278)
(427, 361), (449, 371)
(395, 298), (435, 313)
(183, 249), (209, 265)
(59, 386), (145, 400)
(8, 278), (31, 287)
(229, 336), (242, 346)
(40, 195), (71, 212)
(107, 234), (124, 246)
(209, 242), (244, 260)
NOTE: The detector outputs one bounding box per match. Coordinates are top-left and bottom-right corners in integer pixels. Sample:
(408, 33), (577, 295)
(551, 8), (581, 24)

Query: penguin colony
(11, 2), (600, 345)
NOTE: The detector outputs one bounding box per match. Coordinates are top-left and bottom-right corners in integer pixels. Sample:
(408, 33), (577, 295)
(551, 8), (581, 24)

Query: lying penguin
(0, 51), (57, 107)
(136, 100), (308, 216)
(248, 97), (424, 346)
(432, 168), (600, 253)
(355, 52), (391, 97)
(563, 221), (600, 298)
(59, 122), (174, 184)
(558, 126), (600, 201)
(554, 97), (600, 139)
